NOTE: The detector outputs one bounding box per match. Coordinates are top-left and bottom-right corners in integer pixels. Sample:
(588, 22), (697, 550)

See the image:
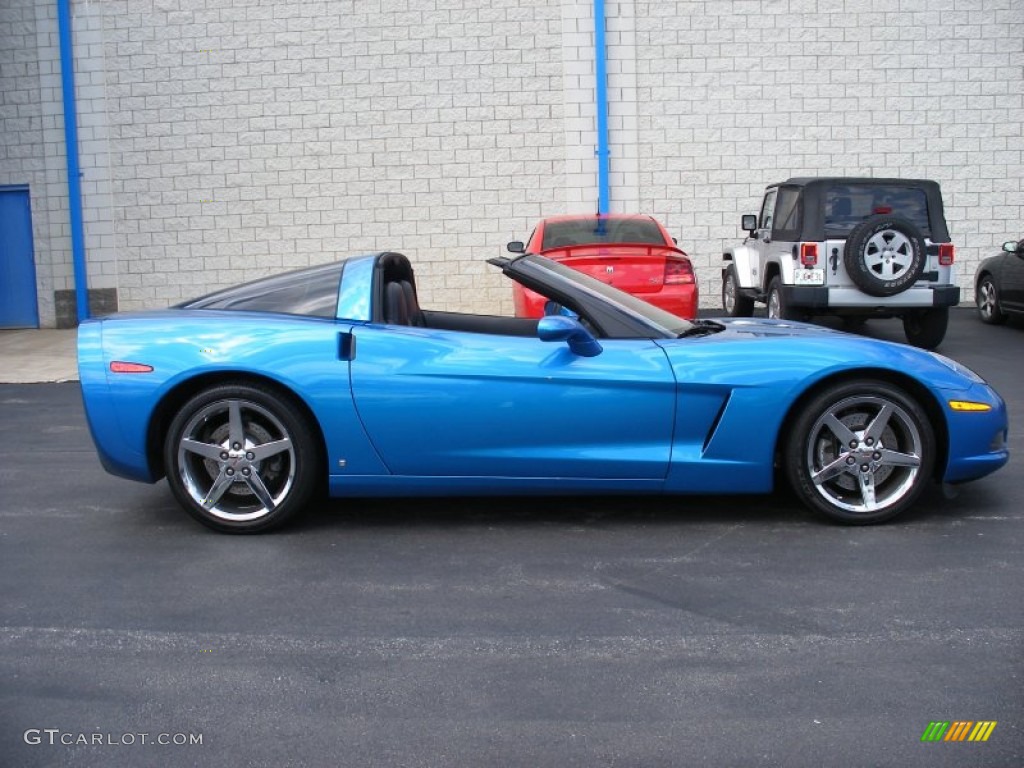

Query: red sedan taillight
(938, 244), (954, 266)
(665, 258), (695, 285)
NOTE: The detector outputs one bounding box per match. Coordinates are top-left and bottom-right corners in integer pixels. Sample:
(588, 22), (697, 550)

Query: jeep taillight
(938, 244), (954, 266)
(665, 258), (694, 284)
(800, 243), (818, 267)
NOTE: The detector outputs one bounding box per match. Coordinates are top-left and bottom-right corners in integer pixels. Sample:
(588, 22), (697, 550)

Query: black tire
(722, 266), (754, 317)
(902, 307), (948, 350)
(163, 382), (320, 533)
(784, 380), (935, 525)
(844, 215), (926, 297)
(766, 276), (806, 321)
(976, 274), (1007, 325)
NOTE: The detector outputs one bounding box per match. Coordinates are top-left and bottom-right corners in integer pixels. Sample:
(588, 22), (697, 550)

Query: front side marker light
(110, 361), (154, 373)
(948, 400), (992, 413)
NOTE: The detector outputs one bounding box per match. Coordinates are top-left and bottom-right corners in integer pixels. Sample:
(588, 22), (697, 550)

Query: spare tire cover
(843, 215), (926, 297)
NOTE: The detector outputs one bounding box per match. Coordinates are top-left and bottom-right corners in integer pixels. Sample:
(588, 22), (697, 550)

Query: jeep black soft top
(764, 177), (950, 243)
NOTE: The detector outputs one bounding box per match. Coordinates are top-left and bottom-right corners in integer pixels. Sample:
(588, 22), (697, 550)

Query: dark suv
(722, 177), (959, 349)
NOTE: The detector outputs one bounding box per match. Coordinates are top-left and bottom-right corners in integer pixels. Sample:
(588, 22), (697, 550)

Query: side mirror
(1003, 240), (1024, 257)
(537, 315), (602, 358)
(741, 214), (758, 234)
(507, 241), (525, 254)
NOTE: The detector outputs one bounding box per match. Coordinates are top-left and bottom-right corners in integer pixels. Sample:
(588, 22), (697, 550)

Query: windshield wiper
(677, 320), (725, 338)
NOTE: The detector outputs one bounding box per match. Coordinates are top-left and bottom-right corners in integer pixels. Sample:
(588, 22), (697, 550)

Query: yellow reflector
(948, 400), (992, 412)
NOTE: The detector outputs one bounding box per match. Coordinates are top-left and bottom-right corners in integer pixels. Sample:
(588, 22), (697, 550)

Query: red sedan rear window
(542, 219), (666, 249)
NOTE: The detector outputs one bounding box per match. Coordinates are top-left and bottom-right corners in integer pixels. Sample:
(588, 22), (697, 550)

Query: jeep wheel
(844, 216), (926, 297)
(722, 266), (754, 317)
(902, 307), (948, 350)
(767, 276), (806, 321)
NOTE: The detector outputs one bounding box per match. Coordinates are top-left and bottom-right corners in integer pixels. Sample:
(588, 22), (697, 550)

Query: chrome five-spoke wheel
(785, 381), (935, 524)
(164, 383), (318, 532)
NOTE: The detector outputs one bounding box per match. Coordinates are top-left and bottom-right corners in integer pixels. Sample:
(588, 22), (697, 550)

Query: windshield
(541, 218), (666, 249)
(513, 255), (695, 337)
(178, 262), (345, 317)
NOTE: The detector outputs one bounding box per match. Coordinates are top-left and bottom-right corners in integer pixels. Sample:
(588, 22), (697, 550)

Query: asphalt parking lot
(1, 309), (1021, 767)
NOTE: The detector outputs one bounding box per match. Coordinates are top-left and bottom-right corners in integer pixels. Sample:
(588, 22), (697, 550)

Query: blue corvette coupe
(78, 251), (1008, 533)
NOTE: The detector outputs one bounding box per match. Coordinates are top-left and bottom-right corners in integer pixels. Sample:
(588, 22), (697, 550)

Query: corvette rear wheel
(164, 383), (318, 533)
(785, 380), (935, 524)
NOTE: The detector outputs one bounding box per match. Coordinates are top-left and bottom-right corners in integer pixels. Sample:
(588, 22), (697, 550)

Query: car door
(754, 189), (800, 290)
(749, 188), (777, 288)
(1001, 240), (1024, 312)
(349, 324), (676, 480)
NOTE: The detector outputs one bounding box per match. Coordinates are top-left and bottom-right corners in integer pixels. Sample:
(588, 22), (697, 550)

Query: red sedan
(507, 214), (698, 318)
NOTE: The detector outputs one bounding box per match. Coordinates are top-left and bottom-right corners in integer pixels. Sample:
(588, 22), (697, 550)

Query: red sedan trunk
(510, 214), (698, 319)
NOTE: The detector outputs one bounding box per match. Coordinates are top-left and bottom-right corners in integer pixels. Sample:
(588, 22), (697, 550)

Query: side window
(759, 190), (777, 232)
(773, 187), (801, 240)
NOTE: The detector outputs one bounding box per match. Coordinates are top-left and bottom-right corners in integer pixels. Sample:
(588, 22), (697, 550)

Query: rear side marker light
(110, 361), (154, 374)
(665, 259), (695, 285)
(948, 400), (991, 413)
(800, 243), (818, 267)
(938, 244), (954, 266)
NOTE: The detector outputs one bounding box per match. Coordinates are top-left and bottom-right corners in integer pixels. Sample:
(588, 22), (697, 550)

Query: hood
(706, 317), (847, 339)
(656, 317), (983, 393)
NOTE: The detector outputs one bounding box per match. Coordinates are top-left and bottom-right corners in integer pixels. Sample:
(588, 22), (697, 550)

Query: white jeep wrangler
(722, 177), (959, 349)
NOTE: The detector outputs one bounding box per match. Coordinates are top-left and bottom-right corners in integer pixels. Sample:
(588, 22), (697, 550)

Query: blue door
(0, 187), (39, 328)
(350, 324), (676, 480)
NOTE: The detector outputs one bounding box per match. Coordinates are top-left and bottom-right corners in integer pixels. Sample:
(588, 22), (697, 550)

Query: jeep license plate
(794, 269), (824, 286)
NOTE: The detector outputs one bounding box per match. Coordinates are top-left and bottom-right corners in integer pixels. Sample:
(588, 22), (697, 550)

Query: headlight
(929, 352), (986, 384)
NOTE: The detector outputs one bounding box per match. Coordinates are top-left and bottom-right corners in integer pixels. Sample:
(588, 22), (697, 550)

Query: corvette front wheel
(163, 383), (319, 533)
(785, 380), (935, 524)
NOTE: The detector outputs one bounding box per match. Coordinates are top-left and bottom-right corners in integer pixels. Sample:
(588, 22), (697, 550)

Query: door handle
(338, 332), (355, 361)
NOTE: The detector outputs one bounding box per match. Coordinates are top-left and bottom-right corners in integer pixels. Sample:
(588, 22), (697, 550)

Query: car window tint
(759, 190), (777, 231)
(542, 219), (666, 249)
(773, 187), (801, 238)
(180, 263), (344, 317)
(825, 185), (930, 235)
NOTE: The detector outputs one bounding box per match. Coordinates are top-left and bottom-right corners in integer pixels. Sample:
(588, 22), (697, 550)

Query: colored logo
(921, 721), (997, 742)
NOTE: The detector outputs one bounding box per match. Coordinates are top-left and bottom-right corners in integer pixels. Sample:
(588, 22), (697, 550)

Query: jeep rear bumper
(782, 284), (961, 310)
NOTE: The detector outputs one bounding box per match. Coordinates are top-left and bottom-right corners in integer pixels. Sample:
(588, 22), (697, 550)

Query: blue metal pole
(593, 0), (610, 214)
(57, 0), (89, 323)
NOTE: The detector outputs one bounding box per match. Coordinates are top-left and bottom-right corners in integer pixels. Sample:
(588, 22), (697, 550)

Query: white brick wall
(634, 0), (1024, 306)
(97, 0), (569, 313)
(3, 0), (1022, 324)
